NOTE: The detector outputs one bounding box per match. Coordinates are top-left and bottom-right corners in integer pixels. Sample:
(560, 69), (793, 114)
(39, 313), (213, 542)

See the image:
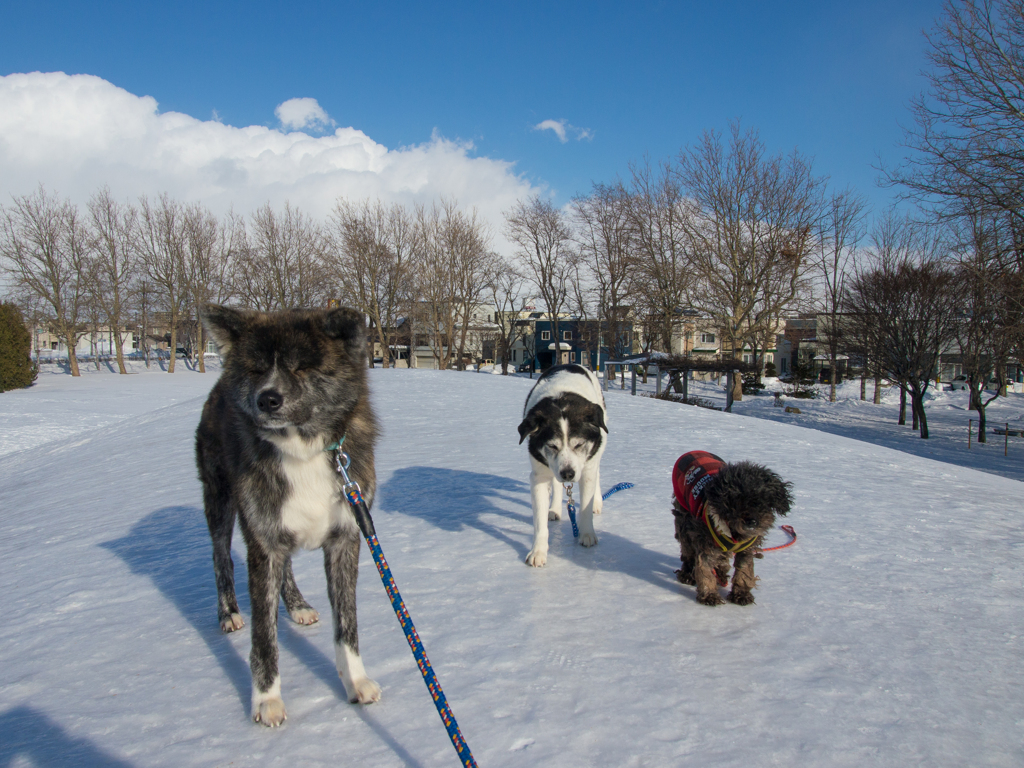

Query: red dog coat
(672, 450), (725, 517)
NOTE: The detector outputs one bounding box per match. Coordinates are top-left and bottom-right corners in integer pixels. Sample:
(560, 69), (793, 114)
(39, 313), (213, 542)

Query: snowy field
(1, 364), (1022, 766)
(600, 369), (1024, 483)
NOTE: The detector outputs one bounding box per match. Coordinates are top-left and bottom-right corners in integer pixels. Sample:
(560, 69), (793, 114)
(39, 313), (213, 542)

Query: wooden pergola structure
(603, 354), (760, 412)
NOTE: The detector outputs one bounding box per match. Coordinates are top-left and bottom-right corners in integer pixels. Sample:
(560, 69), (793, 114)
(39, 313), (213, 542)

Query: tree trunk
(168, 326), (177, 373)
(65, 331), (81, 377)
(913, 391), (929, 439)
(873, 375), (882, 405)
(114, 326), (127, 374)
(732, 368), (743, 402)
(977, 400), (988, 443)
(912, 394), (919, 431)
(898, 386), (907, 425)
(197, 325), (206, 373)
(860, 373), (866, 401)
(830, 364), (837, 403)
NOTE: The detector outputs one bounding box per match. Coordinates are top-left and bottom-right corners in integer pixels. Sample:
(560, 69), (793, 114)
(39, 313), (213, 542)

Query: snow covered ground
(1, 365), (1022, 766)
(597, 369), (1024, 483)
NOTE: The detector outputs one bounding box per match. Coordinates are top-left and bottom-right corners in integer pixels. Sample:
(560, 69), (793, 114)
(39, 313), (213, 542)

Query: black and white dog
(195, 304), (380, 727)
(517, 364), (608, 566)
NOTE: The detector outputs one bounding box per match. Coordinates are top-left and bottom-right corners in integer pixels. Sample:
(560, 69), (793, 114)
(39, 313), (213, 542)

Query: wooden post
(968, 418), (972, 449)
(602, 362), (607, 391)
(631, 366), (636, 395)
(682, 370), (689, 402)
(726, 371), (734, 412)
(1006, 422), (1009, 457)
(620, 365), (625, 390)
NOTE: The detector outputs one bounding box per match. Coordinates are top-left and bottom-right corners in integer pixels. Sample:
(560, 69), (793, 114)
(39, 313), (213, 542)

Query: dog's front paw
(525, 548), (548, 567)
(696, 591), (725, 607)
(347, 677), (382, 704)
(220, 612), (245, 633)
(579, 531), (598, 547)
(548, 508), (562, 521)
(253, 697), (287, 727)
(593, 502), (603, 516)
(288, 607), (319, 625)
(728, 591), (755, 606)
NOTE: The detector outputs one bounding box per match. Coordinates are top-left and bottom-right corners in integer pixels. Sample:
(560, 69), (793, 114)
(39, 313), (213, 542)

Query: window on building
(563, 330), (571, 340)
(743, 354), (752, 364)
(541, 330), (551, 341)
(700, 332), (716, 344)
(570, 351), (575, 362)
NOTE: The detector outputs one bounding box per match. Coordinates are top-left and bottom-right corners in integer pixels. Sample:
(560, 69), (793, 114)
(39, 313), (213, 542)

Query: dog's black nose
(560, 468), (575, 481)
(257, 389), (283, 413)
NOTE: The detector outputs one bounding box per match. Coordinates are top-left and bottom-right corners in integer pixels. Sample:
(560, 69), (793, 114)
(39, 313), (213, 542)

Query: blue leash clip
(564, 482), (635, 539)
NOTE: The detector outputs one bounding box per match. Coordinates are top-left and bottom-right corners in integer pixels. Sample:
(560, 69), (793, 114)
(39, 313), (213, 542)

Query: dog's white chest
(271, 432), (355, 550)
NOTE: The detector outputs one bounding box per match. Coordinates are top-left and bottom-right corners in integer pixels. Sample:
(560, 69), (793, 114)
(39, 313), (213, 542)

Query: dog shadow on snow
(100, 506), (425, 767)
(378, 467), (682, 595)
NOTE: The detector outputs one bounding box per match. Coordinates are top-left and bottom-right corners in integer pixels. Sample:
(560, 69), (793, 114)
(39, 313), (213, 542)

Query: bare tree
(182, 203), (237, 372)
(815, 189), (868, 401)
(949, 210), (1020, 441)
(88, 188), (139, 374)
(0, 187), (92, 376)
(624, 158), (692, 355)
(888, 0), (1024, 224)
(234, 202), (331, 311)
(845, 253), (957, 439)
(139, 194), (188, 373)
(486, 254), (532, 374)
(331, 200), (414, 368)
(572, 183), (636, 362)
(414, 199), (492, 370)
(504, 196), (577, 369)
(676, 122), (826, 400)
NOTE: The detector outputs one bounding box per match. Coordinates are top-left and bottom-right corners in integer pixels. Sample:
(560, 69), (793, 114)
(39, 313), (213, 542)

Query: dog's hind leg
(728, 550), (759, 606)
(280, 557), (319, 625)
(201, 477), (244, 633)
(324, 528), (380, 705)
(247, 542), (288, 726)
(549, 479), (562, 521)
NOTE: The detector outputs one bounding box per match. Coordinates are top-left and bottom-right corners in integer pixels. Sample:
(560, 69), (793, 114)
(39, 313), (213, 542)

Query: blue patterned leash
(332, 446), (477, 768)
(563, 482), (635, 539)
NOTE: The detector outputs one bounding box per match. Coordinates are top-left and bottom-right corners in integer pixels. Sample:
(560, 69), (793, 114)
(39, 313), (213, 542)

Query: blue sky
(0, 0), (946, 226)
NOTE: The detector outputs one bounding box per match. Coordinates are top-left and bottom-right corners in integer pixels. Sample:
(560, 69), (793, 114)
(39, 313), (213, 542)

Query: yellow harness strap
(701, 502), (758, 554)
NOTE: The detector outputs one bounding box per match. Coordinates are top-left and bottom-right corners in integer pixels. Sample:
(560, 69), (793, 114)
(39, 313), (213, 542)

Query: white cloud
(533, 118), (593, 144)
(0, 72), (539, 251)
(535, 119), (569, 143)
(274, 97), (335, 132)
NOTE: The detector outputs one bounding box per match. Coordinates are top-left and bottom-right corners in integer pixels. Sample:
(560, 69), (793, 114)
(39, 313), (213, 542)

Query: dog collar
(325, 435), (346, 452)
(700, 503), (759, 555)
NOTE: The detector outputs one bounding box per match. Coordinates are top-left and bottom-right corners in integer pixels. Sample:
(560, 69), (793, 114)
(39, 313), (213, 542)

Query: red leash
(761, 525), (797, 552)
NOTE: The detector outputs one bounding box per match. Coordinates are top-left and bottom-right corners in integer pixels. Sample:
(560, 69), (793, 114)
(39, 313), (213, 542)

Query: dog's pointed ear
(518, 412), (540, 444)
(321, 306), (366, 357)
(591, 403), (608, 433)
(765, 472), (794, 516)
(201, 304), (249, 356)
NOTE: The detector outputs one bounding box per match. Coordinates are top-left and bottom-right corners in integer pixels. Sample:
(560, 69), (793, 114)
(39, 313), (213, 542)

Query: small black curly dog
(671, 451), (792, 606)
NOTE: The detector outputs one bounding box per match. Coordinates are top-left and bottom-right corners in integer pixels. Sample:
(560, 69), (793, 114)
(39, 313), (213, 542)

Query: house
(514, 315), (637, 371)
(381, 302), (501, 369)
(32, 324), (137, 361)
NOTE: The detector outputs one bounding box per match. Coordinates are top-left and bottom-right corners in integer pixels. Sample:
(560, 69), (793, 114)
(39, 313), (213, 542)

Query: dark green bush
(742, 373), (765, 394)
(764, 361), (778, 378)
(0, 303), (38, 391)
